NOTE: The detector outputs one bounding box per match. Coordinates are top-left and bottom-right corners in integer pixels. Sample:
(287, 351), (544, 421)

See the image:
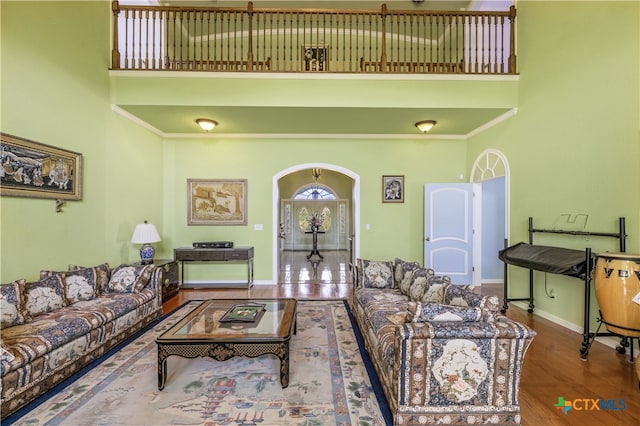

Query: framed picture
(382, 175), (404, 203)
(0, 133), (83, 200)
(187, 178), (248, 225)
(303, 45), (327, 71)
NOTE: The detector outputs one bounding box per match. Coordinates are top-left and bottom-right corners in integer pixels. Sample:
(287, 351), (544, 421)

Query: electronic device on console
(193, 241), (234, 249)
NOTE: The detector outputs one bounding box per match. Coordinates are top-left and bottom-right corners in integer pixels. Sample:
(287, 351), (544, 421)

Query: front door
(424, 183), (475, 285)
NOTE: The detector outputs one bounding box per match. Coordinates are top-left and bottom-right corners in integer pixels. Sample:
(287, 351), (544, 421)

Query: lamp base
(139, 244), (155, 265)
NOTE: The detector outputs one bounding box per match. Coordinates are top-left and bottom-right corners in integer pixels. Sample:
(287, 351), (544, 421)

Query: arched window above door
(294, 184), (337, 200)
(470, 149), (509, 182)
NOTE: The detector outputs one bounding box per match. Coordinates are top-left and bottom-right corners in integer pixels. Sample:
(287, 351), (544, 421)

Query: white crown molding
(466, 108), (518, 138)
(112, 105), (517, 140)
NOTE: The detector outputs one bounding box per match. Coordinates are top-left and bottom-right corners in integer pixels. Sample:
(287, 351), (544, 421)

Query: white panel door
(424, 183), (474, 284)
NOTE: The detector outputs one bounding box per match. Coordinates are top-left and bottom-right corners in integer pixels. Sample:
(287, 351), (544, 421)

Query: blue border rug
(5, 300), (392, 425)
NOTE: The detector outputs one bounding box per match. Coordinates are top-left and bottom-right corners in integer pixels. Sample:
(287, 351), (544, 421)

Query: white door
(424, 183), (475, 285)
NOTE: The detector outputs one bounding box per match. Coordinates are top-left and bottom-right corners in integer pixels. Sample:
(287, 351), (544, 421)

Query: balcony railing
(111, 1), (516, 75)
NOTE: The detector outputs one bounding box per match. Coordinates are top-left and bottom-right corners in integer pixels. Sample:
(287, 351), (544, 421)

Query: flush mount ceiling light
(195, 118), (218, 132)
(415, 120), (436, 133)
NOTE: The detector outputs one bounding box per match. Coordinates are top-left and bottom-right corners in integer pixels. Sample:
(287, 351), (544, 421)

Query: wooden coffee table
(156, 298), (297, 390)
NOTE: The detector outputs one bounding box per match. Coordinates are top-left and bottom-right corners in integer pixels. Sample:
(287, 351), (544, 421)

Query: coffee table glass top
(157, 299), (296, 341)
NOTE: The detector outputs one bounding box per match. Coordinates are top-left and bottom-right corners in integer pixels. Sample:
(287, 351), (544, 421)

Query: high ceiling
(113, 1), (516, 138)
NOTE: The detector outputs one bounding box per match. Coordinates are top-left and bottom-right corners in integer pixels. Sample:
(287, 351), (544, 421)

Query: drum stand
(580, 312), (639, 363)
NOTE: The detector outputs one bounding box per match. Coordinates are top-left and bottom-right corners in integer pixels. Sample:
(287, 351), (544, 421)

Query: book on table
(219, 303), (266, 323)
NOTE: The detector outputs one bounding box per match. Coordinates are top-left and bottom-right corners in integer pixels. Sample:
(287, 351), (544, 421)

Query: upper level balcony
(112, 1), (516, 75)
(109, 1), (519, 137)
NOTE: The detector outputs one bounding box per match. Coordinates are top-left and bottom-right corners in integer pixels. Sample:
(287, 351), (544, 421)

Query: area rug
(5, 300), (390, 426)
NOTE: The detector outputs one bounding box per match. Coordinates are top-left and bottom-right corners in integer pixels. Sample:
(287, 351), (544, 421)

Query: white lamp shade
(131, 221), (161, 244)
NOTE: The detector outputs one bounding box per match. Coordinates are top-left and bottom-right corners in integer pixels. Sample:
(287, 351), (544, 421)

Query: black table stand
(305, 225), (324, 260)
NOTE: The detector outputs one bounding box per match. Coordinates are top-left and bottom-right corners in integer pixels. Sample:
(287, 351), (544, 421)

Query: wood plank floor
(163, 261), (639, 425)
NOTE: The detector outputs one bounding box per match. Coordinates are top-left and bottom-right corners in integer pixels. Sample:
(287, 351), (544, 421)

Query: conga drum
(594, 253), (640, 337)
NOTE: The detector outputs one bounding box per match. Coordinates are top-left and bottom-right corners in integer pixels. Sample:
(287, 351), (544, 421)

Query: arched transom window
(293, 184), (337, 200)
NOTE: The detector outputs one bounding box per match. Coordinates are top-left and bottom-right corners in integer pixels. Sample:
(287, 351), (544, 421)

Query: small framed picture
(382, 175), (404, 203)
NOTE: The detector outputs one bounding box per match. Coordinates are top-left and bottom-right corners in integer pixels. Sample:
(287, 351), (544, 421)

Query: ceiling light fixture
(195, 118), (218, 132)
(415, 120), (436, 133)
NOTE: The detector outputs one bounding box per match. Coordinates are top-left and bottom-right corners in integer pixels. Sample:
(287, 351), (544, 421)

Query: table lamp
(131, 220), (161, 264)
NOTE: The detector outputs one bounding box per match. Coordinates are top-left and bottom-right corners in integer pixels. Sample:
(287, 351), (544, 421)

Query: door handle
(425, 237), (430, 241)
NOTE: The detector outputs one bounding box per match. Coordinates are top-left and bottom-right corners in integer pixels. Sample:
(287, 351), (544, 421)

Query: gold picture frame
(187, 178), (248, 225)
(0, 133), (83, 200)
(382, 175), (404, 203)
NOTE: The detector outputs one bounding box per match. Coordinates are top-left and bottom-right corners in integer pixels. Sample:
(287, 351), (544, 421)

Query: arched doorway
(272, 164), (360, 284)
(470, 149), (510, 284)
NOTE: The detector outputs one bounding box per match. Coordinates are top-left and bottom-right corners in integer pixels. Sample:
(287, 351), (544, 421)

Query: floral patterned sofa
(352, 258), (536, 425)
(0, 262), (165, 419)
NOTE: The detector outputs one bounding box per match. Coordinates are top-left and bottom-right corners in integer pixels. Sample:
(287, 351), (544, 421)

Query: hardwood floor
(163, 261), (640, 425)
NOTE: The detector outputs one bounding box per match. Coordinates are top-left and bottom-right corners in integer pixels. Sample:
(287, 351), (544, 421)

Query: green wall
(0, 1), (164, 281)
(467, 1), (640, 329)
(2, 1), (639, 335)
(161, 137), (466, 282)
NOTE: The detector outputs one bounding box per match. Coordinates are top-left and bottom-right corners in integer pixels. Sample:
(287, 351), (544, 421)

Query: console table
(174, 247), (254, 289)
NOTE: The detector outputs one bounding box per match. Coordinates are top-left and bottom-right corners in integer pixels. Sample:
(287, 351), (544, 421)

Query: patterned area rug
(5, 300), (389, 425)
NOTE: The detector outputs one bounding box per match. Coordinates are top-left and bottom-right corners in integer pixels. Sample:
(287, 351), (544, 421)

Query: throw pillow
(444, 284), (482, 307)
(21, 274), (67, 318)
(393, 258), (420, 288)
(421, 275), (452, 303)
(42, 263), (111, 300)
(358, 259), (394, 289)
(107, 264), (154, 293)
(443, 285), (500, 321)
(407, 267), (435, 301)
(0, 280), (27, 329)
(67, 263), (111, 295)
(406, 301), (483, 323)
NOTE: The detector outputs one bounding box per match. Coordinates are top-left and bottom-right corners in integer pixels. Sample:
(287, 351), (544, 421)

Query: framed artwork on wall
(187, 178), (248, 225)
(0, 132), (83, 200)
(303, 45), (327, 71)
(382, 175), (404, 203)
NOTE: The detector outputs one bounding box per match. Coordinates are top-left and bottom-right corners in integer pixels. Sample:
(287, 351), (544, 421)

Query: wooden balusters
(111, 1), (516, 75)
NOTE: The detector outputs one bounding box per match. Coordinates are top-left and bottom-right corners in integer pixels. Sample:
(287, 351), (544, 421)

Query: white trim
(109, 69), (519, 82)
(466, 108), (518, 138)
(511, 302), (630, 352)
(112, 103), (506, 140)
(111, 105), (165, 136)
(272, 164), (360, 284)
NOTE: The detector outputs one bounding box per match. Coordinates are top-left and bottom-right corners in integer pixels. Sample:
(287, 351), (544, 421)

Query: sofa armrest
(148, 266), (164, 307)
(391, 317), (535, 410)
(399, 315), (535, 340)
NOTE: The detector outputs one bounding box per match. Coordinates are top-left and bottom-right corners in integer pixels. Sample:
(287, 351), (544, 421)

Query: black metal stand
(305, 225), (324, 260)
(500, 217), (629, 360)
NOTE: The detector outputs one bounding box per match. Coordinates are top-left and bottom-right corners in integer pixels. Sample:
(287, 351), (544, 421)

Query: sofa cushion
(421, 275), (451, 303)
(42, 263), (110, 304)
(357, 259), (395, 289)
(407, 301), (483, 322)
(21, 274), (67, 319)
(444, 284), (483, 307)
(67, 263), (111, 295)
(106, 264), (154, 293)
(0, 280), (27, 329)
(408, 268), (438, 301)
(393, 258), (420, 288)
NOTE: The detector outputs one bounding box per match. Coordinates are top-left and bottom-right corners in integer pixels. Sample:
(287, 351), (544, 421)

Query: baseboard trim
(510, 301), (633, 351)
